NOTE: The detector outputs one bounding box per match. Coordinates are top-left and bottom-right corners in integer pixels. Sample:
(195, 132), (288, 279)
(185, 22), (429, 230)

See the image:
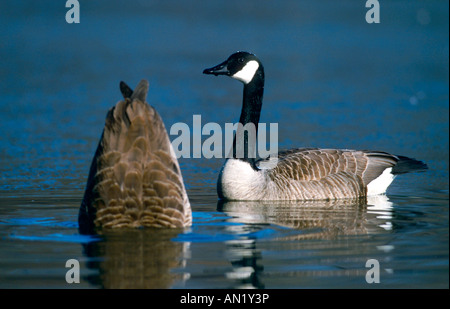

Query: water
(0, 0), (448, 289)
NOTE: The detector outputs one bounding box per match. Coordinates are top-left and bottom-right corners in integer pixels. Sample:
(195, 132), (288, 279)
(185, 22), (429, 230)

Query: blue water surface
(0, 0), (448, 289)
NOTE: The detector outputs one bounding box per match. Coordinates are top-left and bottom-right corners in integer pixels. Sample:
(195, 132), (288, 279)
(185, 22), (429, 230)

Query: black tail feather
(392, 155), (428, 174)
(120, 81), (133, 99)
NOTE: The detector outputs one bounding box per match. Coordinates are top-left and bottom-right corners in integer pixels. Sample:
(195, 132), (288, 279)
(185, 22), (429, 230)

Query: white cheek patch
(231, 60), (259, 84)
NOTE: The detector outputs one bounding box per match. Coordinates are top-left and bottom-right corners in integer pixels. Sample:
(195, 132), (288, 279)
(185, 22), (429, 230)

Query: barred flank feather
(258, 148), (397, 199)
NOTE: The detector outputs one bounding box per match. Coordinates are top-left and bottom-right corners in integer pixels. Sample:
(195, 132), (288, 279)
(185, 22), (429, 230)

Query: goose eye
(238, 58), (244, 63)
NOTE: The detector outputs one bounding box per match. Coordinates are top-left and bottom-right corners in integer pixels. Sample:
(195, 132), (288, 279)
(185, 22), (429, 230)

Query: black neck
(232, 68), (265, 167)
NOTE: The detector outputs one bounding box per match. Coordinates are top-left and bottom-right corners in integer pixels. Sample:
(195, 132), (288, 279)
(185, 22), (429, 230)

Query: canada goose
(203, 52), (427, 201)
(79, 80), (192, 234)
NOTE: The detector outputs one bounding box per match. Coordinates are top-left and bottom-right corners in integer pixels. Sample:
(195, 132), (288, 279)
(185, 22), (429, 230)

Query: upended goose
(203, 51), (427, 201)
(79, 80), (191, 234)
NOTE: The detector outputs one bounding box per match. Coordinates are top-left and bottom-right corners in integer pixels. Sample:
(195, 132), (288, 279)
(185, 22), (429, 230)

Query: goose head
(203, 51), (264, 85)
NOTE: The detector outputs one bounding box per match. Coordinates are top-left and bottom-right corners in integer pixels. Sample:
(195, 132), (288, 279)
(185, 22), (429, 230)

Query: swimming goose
(79, 80), (192, 234)
(203, 51), (427, 201)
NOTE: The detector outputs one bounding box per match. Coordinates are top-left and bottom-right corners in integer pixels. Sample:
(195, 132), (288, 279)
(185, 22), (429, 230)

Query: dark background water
(0, 0), (448, 288)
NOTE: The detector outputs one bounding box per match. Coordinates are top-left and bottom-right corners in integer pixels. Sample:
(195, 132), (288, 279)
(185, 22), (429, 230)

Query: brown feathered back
(79, 80), (191, 234)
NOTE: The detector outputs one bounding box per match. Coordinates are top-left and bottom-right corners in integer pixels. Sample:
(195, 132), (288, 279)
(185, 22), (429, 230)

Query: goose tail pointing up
(79, 80), (192, 234)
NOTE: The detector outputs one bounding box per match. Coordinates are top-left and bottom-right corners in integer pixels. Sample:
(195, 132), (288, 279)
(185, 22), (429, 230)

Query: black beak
(203, 60), (230, 76)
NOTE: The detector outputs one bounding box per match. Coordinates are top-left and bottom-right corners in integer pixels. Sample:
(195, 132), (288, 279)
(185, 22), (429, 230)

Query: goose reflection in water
(82, 229), (190, 288)
(217, 196), (394, 288)
(80, 196), (394, 289)
(218, 195), (393, 238)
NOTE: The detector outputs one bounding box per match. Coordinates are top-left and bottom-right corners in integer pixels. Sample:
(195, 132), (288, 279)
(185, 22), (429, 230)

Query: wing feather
(258, 148), (399, 199)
